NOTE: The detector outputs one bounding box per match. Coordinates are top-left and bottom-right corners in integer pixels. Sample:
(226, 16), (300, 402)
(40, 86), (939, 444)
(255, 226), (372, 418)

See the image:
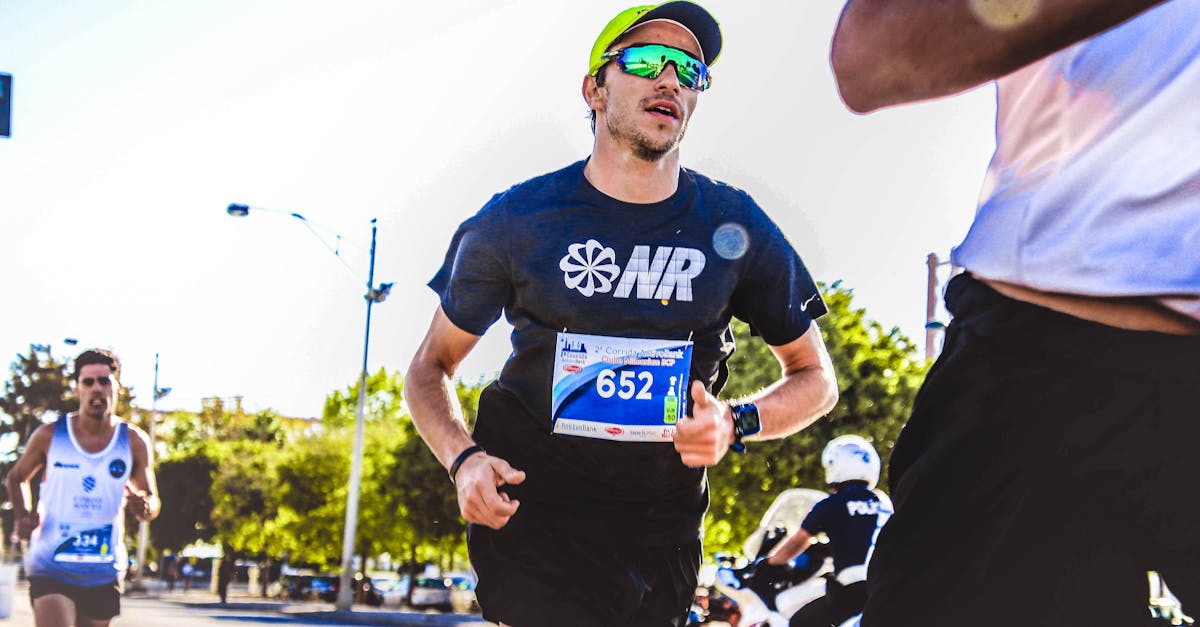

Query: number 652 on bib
(551, 332), (693, 442)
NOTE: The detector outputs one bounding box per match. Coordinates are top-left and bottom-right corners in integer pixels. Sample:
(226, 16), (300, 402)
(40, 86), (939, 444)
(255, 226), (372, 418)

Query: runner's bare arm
(408, 306), (526, 530)
(4, 424), (54, 539)
(832, 0), (1169, 112)
(126, 424), (161, 522)
(674, 320), (838, 467)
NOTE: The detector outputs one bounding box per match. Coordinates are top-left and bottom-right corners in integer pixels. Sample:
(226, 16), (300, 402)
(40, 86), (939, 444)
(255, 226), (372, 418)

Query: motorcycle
(712, 488), (854, 627)
(710, 488), (1191, 627)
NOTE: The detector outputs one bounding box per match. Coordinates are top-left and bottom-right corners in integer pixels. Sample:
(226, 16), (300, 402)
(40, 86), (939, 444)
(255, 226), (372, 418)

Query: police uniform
(790, 482), (889, 627)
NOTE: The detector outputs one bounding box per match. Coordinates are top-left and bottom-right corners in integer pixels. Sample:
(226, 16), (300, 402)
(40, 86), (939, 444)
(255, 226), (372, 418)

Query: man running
(407, 3), (839, 625)
(6, 348), (160, 627)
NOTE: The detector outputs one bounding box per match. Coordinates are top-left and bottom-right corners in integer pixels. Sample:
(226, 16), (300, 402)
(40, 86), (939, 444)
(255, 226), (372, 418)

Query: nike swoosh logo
(800, 294), (819, 312)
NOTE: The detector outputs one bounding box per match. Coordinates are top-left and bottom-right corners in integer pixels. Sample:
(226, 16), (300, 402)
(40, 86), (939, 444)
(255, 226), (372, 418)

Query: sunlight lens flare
(713, 223), (749, 260)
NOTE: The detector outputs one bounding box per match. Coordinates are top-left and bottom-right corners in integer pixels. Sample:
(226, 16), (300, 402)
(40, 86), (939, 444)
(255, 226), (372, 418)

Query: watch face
(736, 404), (761, 436)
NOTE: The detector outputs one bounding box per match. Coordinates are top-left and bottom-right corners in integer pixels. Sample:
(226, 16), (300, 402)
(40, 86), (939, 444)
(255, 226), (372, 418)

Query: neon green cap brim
(587, 1), (722, 76)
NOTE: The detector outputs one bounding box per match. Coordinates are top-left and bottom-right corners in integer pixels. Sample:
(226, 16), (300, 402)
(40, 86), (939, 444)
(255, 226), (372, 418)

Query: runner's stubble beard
(605, 94), (688, 162)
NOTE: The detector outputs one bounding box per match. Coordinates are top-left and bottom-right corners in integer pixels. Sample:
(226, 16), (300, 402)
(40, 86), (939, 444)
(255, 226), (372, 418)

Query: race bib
(53, 523), (116, 564)
(551, 332), (693, 442)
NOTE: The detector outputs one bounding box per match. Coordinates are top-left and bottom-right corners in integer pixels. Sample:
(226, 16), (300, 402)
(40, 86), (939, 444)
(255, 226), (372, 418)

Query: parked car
(268, 571), (314, 600)
(311, 575), (340, 603)
(364, 573), (408, 607)
(268, 571), (339, 601)
(410, 576), (453, 611)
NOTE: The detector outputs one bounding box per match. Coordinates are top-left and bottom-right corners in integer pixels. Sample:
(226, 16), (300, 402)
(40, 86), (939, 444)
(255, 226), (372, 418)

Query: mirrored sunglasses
(600, 44), (712, 92)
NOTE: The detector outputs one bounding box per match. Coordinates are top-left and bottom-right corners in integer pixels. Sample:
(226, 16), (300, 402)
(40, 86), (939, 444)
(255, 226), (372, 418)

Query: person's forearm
(407, 359), (477, 470)
(745, 362), (838, 441)
(832, 0), (1170, 112)
(4, 475), (30, 514)
(767, 530), (813, 565)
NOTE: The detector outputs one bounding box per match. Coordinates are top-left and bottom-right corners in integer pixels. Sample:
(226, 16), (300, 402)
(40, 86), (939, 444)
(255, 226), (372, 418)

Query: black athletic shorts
(862, 273), (1200, 627)
(29, 576), (121, 621)
(468, 514), (701, 627)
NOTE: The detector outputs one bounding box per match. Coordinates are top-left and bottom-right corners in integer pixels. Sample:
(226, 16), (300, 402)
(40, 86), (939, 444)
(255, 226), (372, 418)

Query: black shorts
(863, 274), (1200, 627)
(468, 515), (701, 627)
(29, 576), (121, 621)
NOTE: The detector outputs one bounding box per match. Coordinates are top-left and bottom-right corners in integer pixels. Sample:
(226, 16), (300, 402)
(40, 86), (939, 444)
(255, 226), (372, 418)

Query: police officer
(763, 436), (890, 627)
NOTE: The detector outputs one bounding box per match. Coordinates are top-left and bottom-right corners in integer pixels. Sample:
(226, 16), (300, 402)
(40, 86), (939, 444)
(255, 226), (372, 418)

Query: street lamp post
(924, 252), (955, 361)
(226, 204), (391, 612)
(133, 353), (168, 591)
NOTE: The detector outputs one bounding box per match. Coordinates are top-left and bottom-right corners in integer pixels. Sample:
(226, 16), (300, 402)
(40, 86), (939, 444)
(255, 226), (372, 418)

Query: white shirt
(953, 0), (1200, 320)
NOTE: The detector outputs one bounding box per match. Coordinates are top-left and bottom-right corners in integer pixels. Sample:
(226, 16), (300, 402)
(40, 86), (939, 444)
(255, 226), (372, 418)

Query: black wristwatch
(729, 402), (761, 453)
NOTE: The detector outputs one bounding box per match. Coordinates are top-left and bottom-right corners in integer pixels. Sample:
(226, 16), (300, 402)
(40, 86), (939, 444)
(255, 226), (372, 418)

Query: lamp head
(227, 203), (250, 217)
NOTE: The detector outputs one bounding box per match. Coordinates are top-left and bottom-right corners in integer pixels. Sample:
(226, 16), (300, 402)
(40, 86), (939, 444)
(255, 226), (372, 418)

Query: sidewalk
(125, 579), (494, 626)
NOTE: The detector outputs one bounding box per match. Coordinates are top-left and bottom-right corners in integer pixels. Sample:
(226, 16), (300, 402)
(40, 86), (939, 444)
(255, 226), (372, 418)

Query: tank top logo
(109, 459), (127, 479)
(82, 476), (97, 493)
(559, 239), (706, 301)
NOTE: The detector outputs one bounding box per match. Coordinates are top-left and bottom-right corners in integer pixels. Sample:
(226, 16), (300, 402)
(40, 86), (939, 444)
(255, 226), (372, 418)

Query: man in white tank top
(829, 1), (1200, 625)
(5, 349), (160, 627)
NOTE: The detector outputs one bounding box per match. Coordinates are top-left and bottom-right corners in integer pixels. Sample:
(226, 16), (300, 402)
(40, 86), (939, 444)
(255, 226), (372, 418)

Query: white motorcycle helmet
(822, 435), (881, 489)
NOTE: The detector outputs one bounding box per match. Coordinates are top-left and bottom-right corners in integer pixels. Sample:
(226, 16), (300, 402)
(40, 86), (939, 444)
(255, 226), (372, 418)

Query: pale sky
(0, 0), (995, 418)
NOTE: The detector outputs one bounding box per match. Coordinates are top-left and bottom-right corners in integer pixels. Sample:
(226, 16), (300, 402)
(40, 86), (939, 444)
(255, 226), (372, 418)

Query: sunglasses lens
(617, 45), (709, 91)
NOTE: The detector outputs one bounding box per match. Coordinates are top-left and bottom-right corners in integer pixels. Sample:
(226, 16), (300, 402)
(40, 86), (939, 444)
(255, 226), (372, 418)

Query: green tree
(208, 439), (285, 558)
(704, 281), (927, 553)
(152, 452), (216, 551)
(378, 379), (482, 582)
(0, 345), (73, 465)
(322, 367), (405, 429)
(152, 399), (290, 556)
(312, 369), (410, 567)
(274, 430), (352, 566)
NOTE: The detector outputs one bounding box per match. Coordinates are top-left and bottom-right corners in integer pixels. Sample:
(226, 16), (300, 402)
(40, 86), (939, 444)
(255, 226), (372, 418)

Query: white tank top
(952, 0), (1200, 320)
(26, 416), (131, 586)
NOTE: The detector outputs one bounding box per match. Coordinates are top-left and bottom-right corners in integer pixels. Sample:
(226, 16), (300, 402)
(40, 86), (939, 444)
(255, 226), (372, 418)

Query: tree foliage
(0, 345), (73, 462)
(704, 281), (927, 553)
(145, 367), (468, 573)
(208, 439), (284, 557)
(321, 367), (405, 429)
(152, 452), (216, 551)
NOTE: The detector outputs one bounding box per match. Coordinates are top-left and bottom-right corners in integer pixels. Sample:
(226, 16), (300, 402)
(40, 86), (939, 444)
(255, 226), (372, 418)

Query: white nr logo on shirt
(559, 239), (706, 301)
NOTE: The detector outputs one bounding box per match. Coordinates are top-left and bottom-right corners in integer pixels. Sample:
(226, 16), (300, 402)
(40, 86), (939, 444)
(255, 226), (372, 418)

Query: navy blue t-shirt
(801, 483), (886, 573)
(430, 159), (827, 544)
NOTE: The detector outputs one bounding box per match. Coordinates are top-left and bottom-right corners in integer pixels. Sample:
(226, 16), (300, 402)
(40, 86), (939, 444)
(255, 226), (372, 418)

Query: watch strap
(729, 402), (760, 453)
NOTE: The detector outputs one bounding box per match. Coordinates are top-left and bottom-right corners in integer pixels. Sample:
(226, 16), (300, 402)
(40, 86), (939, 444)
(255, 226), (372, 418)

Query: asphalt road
(3, 579), (494, 626)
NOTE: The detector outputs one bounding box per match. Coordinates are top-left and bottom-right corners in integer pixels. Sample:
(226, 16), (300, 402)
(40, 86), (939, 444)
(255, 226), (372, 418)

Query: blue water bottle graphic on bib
(551, 332), (693, 442)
